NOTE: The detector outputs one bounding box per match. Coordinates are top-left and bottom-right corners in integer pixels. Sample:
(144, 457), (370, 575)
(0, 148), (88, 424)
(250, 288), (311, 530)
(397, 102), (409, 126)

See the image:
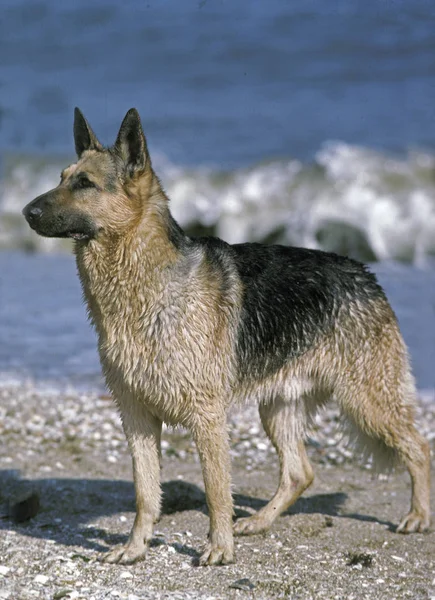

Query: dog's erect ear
(73, 108), (103, 157)
(114, 108), (149, 178)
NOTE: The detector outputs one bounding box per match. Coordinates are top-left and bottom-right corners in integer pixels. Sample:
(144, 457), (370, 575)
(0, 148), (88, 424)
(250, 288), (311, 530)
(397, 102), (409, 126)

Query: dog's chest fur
(75, 239), (238, 426)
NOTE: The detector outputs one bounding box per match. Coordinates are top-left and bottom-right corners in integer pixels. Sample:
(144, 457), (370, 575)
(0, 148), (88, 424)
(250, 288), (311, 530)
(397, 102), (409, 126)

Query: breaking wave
(1, 142), (435, 265)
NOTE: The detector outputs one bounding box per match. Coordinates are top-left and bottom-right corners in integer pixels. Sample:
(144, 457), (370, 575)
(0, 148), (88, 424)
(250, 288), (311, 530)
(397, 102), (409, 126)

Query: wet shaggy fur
(22, 108), (431, 566)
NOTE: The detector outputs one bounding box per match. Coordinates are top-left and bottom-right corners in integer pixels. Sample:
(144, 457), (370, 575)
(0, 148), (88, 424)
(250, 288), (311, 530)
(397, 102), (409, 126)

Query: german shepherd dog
(23, 109), (431, 566)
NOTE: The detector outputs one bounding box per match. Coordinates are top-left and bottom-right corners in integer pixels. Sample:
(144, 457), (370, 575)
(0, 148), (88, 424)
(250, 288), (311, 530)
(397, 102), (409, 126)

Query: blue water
(0, 0), (434, 167)
(1, 0), (434, 393)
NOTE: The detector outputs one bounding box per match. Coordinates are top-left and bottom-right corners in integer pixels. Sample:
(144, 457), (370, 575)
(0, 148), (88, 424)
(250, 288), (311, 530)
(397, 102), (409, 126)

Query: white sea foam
(1, 143), (435, 264)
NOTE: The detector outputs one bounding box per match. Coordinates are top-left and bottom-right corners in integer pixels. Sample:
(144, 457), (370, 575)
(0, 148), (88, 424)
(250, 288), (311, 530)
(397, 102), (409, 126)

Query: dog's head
(22, 108), (154, 242)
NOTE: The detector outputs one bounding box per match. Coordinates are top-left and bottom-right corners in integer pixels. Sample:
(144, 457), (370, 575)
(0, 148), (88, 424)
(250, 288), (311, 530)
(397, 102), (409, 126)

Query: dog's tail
(331, 314), (427, 475)
(339, 412), (403, 473)
(323, 297), (431, 533)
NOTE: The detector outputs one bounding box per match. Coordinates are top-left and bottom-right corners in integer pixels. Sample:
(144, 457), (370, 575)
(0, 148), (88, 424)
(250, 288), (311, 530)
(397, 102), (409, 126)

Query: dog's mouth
(66, 231), (92, 241)
(28, 228), (94, 241)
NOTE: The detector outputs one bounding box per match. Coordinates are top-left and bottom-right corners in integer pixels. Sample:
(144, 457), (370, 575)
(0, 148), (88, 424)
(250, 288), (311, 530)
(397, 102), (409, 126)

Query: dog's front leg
(103, 405), (162, 565)
(192, 418), (234, 566)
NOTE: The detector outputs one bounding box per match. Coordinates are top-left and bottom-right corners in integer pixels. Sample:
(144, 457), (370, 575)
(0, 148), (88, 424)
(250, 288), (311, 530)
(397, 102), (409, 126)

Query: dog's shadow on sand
(0, 469), (394, 560)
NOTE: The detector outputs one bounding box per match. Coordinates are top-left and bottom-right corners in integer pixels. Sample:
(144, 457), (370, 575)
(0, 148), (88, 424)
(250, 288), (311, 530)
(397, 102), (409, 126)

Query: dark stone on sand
(11, 491), (40, 523)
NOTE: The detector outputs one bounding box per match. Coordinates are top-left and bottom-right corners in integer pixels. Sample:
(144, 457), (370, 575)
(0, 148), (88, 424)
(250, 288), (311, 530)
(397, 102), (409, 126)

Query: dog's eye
(74, 176), (96, 190)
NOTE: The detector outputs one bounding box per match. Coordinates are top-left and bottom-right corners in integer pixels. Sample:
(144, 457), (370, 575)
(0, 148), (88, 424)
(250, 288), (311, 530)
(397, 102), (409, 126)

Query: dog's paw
(233, 515), (268, 536)
(397, 510), (430, 534)
(101, 542), (147, 565)
(199, 543), (234, 566)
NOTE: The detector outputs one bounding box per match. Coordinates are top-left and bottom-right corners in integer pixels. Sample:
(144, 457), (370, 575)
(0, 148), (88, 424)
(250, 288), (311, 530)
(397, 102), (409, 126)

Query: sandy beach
(0, 383), (434, 600)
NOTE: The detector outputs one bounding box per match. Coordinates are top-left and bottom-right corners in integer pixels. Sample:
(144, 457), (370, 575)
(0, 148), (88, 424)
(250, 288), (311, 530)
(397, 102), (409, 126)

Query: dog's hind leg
(234, 397), (314, 536)
(103, 404), (162, 564)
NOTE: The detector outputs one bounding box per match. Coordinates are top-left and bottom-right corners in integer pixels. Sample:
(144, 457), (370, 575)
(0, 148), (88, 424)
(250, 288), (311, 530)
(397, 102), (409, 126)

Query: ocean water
(0, 0), (434, 394)
(1, 0), (435, 164)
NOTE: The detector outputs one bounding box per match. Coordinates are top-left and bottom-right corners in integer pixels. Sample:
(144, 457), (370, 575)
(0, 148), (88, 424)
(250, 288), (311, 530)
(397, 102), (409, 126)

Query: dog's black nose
(29, 207), (43, 218)
(23, 206), (43, 222)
